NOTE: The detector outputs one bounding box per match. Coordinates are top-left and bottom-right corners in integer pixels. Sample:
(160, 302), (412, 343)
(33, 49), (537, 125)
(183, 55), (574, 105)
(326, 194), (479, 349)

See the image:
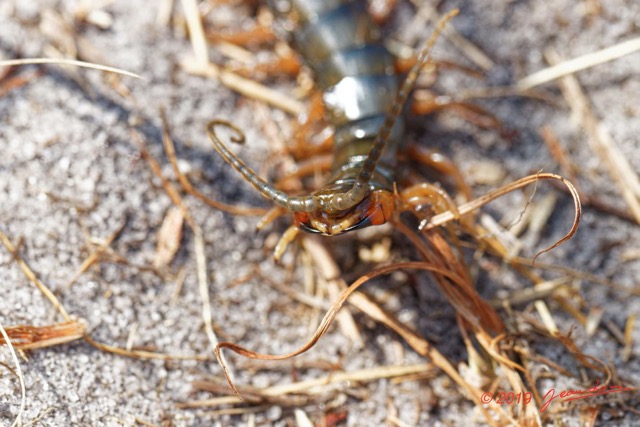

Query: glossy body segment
(273, 0), (403, 193)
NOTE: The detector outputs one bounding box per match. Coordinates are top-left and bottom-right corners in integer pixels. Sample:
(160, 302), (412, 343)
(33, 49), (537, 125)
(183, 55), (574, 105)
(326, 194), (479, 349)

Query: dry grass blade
(157, 0), (175, 26)
(493, 253), (640, 296)
(422, 172), (582, 262)
(0, 231), (71, 321)
(193, 223), (223, 357)
(179, 0), (315, 116)
(535, 300), (559, 335)
(554, 332), (610, 374)
(344, 289), (508, 425)
(63, 219), (127, 289)
(132, 417), (162, 427)
(517, 37), (640, 91)
(623, 315), (635, 362)
(490, 277), (572, 306)
(621, 248), (640, 262)
(545, 48), (640, 224)
(0, 321), (85, 350)
(83, 334), (210, 361)
(213, 40), (254, 63)
(0, 58), (142, 79)
(301, 238), (363, 348)
(182, 60), (304, 115)
(254, 267), (330, 311)
(294, 409), (313, 427)
(0, 320), (26, 427)
(181, 363), (434, 408)
(131, 130), (190, 215)
(397, 222), (505, 333)
(0, 69), (41, 97)
(540, 127), (581, 190)
(180, 0), (209, 67)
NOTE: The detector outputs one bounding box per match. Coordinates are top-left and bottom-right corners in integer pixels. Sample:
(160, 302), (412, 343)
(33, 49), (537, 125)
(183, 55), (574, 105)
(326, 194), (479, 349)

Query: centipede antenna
(207, 120), (319, 212)
(328, 9), (460, 212)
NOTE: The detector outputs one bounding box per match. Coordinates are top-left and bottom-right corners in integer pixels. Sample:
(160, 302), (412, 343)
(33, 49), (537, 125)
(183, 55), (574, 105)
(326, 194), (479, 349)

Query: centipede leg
(275, 154), (333, 192)
(273, 225), (300, 263)
(400, 181), (477, 232)
(239, 52), (301, 80)
(206, 25), (277, 47)
(394, 53), (502, 129)
(256, 206), (287, 231)
(217, 42), (301, 79)
(411, 92), (503, 129)
(206, 1), (274, 45)
(289, 91), (333, 159)
(404, 144), (472, 202)
(401, 182), (459, 218)
(206, 12), (301, 80)
(395, 55), (483, 79)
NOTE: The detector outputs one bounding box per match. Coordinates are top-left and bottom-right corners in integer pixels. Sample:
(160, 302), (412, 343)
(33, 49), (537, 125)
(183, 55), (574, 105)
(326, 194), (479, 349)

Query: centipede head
(292, 186), (395, 236)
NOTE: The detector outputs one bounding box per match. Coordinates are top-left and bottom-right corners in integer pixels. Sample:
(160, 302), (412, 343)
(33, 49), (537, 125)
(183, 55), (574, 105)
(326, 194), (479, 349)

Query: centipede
(2, 1), (636, 425)
(200, 0), (582, 419)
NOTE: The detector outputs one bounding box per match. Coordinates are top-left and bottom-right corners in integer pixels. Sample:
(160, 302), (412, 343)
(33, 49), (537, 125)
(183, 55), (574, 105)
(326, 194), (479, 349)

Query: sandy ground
(1, 1), (639, 426)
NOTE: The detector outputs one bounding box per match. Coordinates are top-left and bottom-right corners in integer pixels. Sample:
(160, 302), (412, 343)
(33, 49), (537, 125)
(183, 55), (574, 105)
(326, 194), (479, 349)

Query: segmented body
(270, 0), (406, 233)
(208, 3), (456, 237)
(273, 0), (402, 191)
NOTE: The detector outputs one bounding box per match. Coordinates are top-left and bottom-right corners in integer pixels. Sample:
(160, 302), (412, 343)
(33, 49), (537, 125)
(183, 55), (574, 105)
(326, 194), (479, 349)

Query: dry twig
(0, 320), (26, 427)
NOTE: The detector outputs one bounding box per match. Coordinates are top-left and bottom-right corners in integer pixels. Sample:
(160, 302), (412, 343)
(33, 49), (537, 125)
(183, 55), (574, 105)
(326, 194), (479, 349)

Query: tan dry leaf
(154, 206), (185, 269)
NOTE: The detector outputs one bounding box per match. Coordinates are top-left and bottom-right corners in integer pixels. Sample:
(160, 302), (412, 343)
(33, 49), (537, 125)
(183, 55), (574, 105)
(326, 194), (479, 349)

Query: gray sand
(1, 1), (639, 426)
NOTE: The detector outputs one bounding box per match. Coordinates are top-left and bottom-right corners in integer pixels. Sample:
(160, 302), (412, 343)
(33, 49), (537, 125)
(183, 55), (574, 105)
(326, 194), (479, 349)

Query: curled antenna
(207, 120), (319, 212)
(327, 8), (460, 212)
